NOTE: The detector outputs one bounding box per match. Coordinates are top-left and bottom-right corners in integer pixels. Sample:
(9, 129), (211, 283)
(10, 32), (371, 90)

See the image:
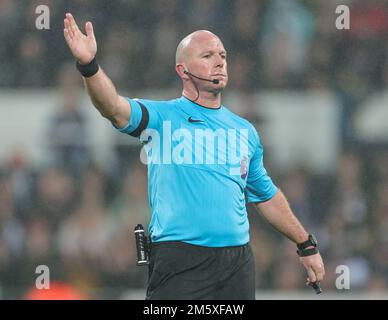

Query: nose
(215, 55), (225, 69)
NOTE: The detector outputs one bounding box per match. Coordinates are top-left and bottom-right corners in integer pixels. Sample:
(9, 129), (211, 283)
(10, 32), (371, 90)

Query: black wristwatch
(296, 234), (319, 257)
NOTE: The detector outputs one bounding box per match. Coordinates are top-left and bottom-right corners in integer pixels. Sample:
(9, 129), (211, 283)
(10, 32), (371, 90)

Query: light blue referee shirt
(115, 96), (277, 247)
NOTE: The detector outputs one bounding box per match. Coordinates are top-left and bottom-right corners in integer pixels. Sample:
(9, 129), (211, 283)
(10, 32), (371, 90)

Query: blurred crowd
(1, 0), (388, 298)
(1, 133), (388, 298)
(1, 0), (388, 93)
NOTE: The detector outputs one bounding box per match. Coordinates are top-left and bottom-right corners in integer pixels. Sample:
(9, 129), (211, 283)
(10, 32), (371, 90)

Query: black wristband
(76, 57), (99, 77)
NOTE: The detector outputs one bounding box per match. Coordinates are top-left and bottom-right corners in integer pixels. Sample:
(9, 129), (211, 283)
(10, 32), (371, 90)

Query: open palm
(63, 13), (97, 65)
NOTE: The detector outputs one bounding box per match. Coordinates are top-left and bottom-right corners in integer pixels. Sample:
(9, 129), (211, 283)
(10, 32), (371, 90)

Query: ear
(176, 64), (189, 79)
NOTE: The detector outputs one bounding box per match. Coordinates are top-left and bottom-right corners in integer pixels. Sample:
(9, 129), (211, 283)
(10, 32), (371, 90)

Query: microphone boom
(184, 70), (219, 84)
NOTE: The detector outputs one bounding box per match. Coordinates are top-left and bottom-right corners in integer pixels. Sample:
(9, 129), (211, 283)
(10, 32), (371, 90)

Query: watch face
(310, 234), (318, 246)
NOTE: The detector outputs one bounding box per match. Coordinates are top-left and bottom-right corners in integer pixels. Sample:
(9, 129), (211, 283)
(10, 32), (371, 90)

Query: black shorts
(145, 241), (255, 300)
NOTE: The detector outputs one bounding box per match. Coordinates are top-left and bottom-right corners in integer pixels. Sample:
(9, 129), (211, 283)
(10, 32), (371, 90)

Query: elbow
(91, 97), (117, 121)
(100, 109), (122, 127)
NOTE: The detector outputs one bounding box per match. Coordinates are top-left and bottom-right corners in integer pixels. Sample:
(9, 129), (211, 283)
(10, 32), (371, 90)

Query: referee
(63, 13), (325, 300)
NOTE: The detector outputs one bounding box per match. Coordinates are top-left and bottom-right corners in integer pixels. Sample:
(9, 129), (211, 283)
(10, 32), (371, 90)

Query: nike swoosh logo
(188, 116), (205, 123)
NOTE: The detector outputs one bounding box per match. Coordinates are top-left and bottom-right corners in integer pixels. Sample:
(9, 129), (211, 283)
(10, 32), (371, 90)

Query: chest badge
(240, 156), (248, 179)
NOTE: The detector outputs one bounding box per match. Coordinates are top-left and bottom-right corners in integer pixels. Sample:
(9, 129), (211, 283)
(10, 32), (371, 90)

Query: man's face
(186, 34), (228, 91)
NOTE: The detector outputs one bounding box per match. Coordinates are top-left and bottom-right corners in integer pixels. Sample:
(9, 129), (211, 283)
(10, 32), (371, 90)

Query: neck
(182, 86), (221, 109)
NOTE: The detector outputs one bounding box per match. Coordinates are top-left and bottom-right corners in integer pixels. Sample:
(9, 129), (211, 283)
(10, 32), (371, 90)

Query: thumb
(85, 21), (95, 39)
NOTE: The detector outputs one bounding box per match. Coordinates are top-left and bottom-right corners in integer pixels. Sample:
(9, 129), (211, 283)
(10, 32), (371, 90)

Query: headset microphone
(184, 70), (220, 84)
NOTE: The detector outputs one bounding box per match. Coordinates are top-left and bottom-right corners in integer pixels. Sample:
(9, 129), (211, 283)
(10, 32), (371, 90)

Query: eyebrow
(200, 50), (227, 55)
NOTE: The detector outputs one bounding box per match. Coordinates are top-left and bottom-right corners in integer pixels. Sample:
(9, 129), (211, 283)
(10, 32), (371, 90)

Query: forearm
(64, 13), (130, 127)
(254, 189), (309, 244)
(83, 67), (121, 121)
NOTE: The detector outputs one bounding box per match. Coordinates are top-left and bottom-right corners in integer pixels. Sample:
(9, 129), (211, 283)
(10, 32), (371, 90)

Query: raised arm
(63, 13), (130, 128)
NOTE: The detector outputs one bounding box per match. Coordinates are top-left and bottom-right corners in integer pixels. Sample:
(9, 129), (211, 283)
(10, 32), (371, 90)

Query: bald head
(175, 30), (223, 65)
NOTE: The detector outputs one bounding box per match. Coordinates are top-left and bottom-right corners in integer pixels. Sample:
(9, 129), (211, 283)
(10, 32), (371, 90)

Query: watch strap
(297, 247), (319, 257)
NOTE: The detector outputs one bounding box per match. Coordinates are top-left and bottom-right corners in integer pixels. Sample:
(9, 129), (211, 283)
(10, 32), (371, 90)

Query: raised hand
(63, 13), (97, 65)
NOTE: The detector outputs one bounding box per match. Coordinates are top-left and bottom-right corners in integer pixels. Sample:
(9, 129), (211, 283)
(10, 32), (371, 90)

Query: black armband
(76, 57), (99, 77)
(129, 101), (149, 138)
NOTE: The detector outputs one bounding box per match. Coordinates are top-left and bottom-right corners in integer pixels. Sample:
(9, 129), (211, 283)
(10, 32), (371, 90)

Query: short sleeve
(113, 98), (162, 137)
(245, 129), (277, 203)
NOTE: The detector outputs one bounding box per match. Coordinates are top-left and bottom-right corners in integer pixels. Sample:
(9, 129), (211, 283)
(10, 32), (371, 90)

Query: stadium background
(1, 0), (388, 299)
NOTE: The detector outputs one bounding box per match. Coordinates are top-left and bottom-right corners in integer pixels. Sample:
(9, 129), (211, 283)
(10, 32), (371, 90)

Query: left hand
(299, 252), (325, 286)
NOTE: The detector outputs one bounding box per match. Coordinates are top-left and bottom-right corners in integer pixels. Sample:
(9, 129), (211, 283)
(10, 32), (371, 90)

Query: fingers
(312, 263), (325, 282)
(64, 12), (83, 42)
(306, 266), (325, 287)
(64, 15), (74, 42)
(306, 267), (317, 284)
(63, 21), (74, 48)
(85, 21), (95, 40)
(301, 254), (325, 285)
(65, 13), (80, 33)
(63, 28), (71, 45)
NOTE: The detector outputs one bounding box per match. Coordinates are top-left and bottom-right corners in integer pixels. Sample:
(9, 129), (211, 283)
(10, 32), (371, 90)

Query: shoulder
(134, 97), (182, 117)
(222, 106), (261, 142)
(131, 97), (180, 109)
